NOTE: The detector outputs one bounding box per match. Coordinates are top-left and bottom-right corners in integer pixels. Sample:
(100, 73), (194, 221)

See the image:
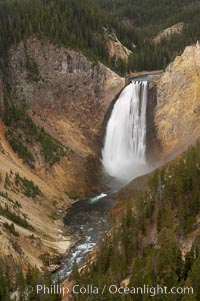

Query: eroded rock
(155, 43), (200, 156)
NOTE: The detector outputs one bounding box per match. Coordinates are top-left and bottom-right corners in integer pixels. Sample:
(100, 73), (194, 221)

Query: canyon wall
(0, 36), (124, 268)
(146, 80), (162, 162)
(155, 43), (200, 157)
(9, 36), (125, 194)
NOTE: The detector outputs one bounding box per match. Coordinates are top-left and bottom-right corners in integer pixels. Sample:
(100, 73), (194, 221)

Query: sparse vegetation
(65, 189), (80, 200)
(25, 58), (40, 81)
(7, 131), (35, 167)
(4, 172), (10, 189)
(0, 203), (34, 230)
(39, 252), (51, 266)
(36, 127), (66, 166)
(15, 172), (41, 198)
(0, 191), (22, 208)
(3, 222), (19, 237)
(3, 89), (67, 168)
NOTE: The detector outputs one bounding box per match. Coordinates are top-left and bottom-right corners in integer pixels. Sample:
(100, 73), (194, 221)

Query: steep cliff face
(8, 36), (125, 194)
(155, 44), (200, 156)
(0, 36), (124, 268)
(146, 81), (162, 162)
(0, 111), (72, 268)
(1, 75), (69, 268)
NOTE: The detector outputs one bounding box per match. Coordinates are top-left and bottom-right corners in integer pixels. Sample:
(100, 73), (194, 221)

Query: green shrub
(0, 203), (34, 230)
(3, 222), (19, 237)
(4, 93), (67, 167)
(65, 189), (80, 200)
(15, 172), (41, 198)
(25, 58), (40, 82)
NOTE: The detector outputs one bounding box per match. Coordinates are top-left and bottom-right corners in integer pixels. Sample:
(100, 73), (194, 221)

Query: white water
(102, 81), (150, 184)
(90, 193), (107, 203)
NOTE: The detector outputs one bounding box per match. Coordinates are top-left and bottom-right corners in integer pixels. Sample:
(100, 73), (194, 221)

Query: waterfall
(102, 81), (150, 184)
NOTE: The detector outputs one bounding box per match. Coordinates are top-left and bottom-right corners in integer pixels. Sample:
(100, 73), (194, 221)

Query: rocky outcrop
(105, 32), (132, 60)
(153, 22), (184, 44)
(9, 36), (125, 194)
(155, 43), (200, 156)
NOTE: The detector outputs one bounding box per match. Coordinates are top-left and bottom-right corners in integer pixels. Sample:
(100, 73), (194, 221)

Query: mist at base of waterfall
(102, 158), (152, 190)
(104, 158), (150, 181)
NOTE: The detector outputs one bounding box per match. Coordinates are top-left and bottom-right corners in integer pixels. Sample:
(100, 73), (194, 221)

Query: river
(58, 194), (116, 279)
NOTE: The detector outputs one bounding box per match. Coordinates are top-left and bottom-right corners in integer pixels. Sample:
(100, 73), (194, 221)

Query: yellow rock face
(155, 43), (200, 156)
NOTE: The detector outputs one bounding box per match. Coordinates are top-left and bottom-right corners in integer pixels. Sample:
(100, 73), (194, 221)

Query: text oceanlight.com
(32, 284), (194, 297)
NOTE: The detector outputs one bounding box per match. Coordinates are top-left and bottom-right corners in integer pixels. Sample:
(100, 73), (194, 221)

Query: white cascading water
(102, 80), (150, 184)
